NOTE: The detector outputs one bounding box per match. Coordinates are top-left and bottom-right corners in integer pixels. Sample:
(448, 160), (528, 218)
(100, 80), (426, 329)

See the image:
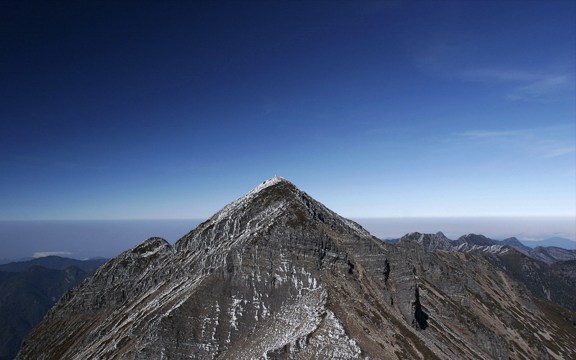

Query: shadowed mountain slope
(0, 266), (87, 360)
(0, 255), (107, 360)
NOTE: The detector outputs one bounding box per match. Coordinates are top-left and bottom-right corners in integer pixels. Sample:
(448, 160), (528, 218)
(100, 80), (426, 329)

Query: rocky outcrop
(400, 232), (453, 251)
(17, 177), (576, 360)
(456, 234), (496, 246)
(500, 237), (532, 253)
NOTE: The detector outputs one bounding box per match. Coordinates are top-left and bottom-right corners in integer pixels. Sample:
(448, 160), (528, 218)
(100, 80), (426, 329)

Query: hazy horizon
(1, 217), (574, 261)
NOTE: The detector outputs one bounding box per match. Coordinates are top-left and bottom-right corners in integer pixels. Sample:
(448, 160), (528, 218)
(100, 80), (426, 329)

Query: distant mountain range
(400, 232), (576, 313)
(0, 256), (107, 273)
(0, 256), (107, 360)
(385, 234), (576, 257)
(520, 237), (576, 250)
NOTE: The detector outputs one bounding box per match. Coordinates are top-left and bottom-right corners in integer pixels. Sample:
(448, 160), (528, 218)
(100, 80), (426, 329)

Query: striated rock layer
(18, 177), (576, 359)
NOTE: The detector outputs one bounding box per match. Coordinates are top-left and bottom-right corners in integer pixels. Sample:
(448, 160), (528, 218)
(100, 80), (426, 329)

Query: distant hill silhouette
(0, 255), (107, 273)
(520, 237), (576, 250)
(0, 257), (107, 360)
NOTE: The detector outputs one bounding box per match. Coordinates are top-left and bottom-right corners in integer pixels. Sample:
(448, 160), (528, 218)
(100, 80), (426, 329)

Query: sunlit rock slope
(17, 177), (576, 359)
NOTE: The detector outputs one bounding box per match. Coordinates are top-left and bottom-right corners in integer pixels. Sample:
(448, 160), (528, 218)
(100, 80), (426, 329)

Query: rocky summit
(17, 177), (576, 359)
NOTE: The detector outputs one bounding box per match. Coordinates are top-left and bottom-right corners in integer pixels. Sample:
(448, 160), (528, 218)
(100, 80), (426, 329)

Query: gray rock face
(400, 232), (453, 251)
(17, 177), (576, 359)
(530, 246), (576, 264)
(400, 231), (576, 312)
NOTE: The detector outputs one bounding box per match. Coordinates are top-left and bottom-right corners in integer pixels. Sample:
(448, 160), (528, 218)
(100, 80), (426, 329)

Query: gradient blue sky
(1, 0), (575, 220)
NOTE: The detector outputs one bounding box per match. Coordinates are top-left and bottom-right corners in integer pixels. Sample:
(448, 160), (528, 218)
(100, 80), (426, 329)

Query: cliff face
(17, 178), (576, 360)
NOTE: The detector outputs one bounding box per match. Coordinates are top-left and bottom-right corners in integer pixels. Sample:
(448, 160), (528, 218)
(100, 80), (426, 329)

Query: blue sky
(1, 0), (575, 220)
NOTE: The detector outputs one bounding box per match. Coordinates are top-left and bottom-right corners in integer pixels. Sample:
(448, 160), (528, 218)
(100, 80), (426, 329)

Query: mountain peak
(175, 177), (370, 253)
(252, 176), (291, 191)
(216, 176), (295, 217)
(17, 179), (576, 360)
(199, 176), (298, 226)
(458, 233), (496, 246)
(400, 231), (453, 251)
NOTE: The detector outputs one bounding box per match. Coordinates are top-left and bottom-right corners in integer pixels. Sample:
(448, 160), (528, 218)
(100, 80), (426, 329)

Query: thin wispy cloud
(507, 75), (571, 101)
(534, 141), (576, 159)
(461, 129), (533, 139)
(33, 251), (72, 258)
(460, 69), (543, 82)
(459, 126), (576, 159)
(459, 68), (573, 102)
(415, 44), (574, 102)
